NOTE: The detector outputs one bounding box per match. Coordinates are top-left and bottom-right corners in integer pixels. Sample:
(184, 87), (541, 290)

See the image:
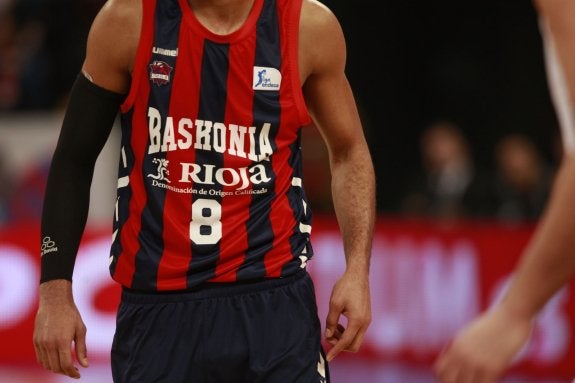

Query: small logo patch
(150, 61), (173, 86)
(41, 236), (58, 257)
(253, 66), (281, 91)
(147, 158), (171, 183)
(153, 46), (178, 57)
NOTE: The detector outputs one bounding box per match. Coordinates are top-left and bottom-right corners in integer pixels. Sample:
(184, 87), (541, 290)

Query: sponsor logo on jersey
(253, 66), (281, 91)
(146, 107), (274, 162)
(41, 236), (58, 257)
(148, 161), (271, 194)
(180, 163), (271, 190)
(149, 61), (173, 86)
(145, 107), (275, 194)
(147, 158), (171, 183)
(152, 46), (178, 57)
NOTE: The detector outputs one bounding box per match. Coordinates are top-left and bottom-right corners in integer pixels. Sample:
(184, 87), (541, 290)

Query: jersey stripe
(112, 0), (157, 288)
(110, 109), (135, 276)
(113, 88), (152, 287)
(236, 0), (281, 280)
(282, 133), (313, 276)
(131, 0), (182, 289)
(268, 0), (311, 276)
(210, 30), (257, 282)
(155, 4), (193, 291)
(185, 39), (229, 287)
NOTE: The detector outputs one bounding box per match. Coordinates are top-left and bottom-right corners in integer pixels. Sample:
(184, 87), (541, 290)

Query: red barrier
(1, 217), (574, 379)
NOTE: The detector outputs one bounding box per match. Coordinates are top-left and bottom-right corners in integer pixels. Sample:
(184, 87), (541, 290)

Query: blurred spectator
(42, 0), (106, 108)
(0, 0), (52, 110)
(400, 120), (495, 220)
(492, 133), (554, 223)
(0, 6), (21, 109)
(0, 0), (106, 111)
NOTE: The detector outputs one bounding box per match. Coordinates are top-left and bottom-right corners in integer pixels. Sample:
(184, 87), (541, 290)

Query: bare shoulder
(301, 0), (337, 23)
(300, 0), (344, 46)
(83, 0), (142, 92)
(299, 0), (346, 79)
(88, 0), (142, 64)
(534, 0), (572, 13)
(96, 0), (141, 24)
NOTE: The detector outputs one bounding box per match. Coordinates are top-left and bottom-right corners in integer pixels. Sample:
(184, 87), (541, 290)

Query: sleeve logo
(40, 236), (58, 257)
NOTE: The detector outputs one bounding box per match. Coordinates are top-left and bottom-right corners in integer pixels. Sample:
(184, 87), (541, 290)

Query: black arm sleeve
(40, 73), (126, 283)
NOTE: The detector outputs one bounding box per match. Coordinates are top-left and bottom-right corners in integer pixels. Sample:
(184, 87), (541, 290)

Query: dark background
(323, 0), (560, 212)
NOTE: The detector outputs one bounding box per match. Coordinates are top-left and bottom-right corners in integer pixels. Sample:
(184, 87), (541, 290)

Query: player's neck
(188, 0), (256, 35)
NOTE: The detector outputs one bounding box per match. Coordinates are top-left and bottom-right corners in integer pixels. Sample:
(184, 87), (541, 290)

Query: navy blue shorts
(111, 270), (330, 383)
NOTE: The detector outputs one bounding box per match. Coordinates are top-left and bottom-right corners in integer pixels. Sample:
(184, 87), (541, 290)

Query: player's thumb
(75, 324), (89, 368)
(325, 300), (342, 339)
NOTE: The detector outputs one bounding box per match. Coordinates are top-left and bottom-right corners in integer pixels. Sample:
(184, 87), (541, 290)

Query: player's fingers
(58, 348), (80, 379)
(36, 343), (50, 370)
(458, 368), (476, 383)
(33, 333), (44, 366)
(435, 363), (461, 383)
(326, 323), (345, 345)
(324, 303), (342, 339)
(463, 365), (495, 383)
(433, 349), (458, 383)
(433, 352), (447, 377)
(325, 321), (360, 362)
(33, 328), (51, 370)
(436, 353), (486, 383)
(344, 311), (371, 352)
(344, 320), (366, 353)
(469, 363), (500, 383)
(346, 324), (367, 353)
(446, 369), (463, 383)
(45, 343), (63, 374)
(75, 323), (89, 368)
(472, 371), (492, 383)
(435, 348), (496, 383)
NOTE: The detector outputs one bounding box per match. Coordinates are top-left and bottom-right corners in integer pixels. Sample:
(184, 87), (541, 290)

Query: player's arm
(511, 0), (575, 314)
(496, 0), (575, 330)
(299, 0), (376, 362)
(434, 3), (575, 381)
(535, 0), (575, 113)
(434, 151), (575, 383)
(494, 154), (575, 334)
(33, 0), (139, 378)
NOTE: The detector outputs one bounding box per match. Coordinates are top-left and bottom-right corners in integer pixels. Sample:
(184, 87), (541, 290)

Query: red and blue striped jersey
(110, 0), (314, 291)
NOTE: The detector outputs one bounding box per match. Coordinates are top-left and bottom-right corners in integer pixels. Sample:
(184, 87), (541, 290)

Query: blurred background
(1, 0), (574, 382)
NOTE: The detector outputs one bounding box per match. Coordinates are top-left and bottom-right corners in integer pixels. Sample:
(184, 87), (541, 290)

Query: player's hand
(33, 280), (89, 379)
(433, 304), (534, 383)
(324, 269), (371, 362)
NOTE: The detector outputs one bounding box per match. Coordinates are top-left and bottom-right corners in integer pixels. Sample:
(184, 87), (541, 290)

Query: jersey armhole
(121, 0), (155, 113)
(287, 0), (312, 127)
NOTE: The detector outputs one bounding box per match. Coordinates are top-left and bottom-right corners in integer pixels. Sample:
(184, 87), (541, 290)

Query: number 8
(190, 198), (222, 245)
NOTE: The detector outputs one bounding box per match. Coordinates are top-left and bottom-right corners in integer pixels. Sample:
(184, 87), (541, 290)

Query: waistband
(121, 269), (309, 304)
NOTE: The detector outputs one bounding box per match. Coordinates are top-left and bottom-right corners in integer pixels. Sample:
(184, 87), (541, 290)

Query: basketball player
(32, 0), (375, 381)
(434, 0), (575, 382)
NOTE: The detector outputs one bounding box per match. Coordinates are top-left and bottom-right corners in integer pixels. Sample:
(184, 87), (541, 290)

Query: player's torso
(110, 0), (314, 291)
